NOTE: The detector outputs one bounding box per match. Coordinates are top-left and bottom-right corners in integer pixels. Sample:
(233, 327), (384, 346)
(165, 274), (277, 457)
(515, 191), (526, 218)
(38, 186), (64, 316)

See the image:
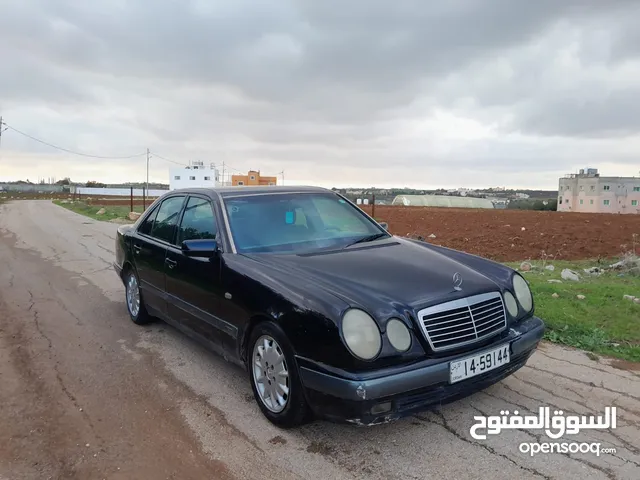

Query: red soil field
(360, 205), (640, 262)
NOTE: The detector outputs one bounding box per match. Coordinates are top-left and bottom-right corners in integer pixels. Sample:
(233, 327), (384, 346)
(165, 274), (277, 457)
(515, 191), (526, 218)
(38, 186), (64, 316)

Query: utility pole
(146, 148), (150, 194)
(281, 170), (284, 186)
(222, 161), (225, 186)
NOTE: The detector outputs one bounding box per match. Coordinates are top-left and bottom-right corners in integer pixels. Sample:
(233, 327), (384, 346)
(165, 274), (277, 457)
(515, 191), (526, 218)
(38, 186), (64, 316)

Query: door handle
(133, 244), (142, 255)
(165, 258), (177, 269)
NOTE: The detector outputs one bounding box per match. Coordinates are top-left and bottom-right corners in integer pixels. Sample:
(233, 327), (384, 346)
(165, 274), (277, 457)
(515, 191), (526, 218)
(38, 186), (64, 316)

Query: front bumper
(298, 315), (545, 425)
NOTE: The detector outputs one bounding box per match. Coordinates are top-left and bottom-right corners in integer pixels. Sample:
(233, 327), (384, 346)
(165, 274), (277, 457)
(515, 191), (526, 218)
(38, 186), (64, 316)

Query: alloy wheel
(252, 335), (290, 413)
(126, 273), (140, 318)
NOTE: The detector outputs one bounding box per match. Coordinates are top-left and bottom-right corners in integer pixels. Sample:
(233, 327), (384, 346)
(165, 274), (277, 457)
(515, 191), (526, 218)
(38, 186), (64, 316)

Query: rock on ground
(561, 269), (581, 281)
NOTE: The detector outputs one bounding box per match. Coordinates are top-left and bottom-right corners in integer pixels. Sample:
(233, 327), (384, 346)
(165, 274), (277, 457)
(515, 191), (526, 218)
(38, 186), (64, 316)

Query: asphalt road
(1, 200), (639, 480)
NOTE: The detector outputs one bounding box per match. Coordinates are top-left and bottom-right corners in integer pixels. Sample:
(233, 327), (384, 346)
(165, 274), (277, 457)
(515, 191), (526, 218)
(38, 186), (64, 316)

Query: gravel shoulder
(1, 200), (639, 480)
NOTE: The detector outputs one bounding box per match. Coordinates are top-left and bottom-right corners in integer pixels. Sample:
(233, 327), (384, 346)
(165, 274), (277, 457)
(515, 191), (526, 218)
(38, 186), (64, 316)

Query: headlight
(513, 274), (533, 312)
(504, 291), (519, 317)
(341, 309), (382, 360)
(386, 318), (411, 352)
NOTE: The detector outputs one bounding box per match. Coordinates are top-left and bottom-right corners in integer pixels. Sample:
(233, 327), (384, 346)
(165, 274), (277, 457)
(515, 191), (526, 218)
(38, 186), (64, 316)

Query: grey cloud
(3, 0), (640, 187)
(0, 52), (96, 108)
(515, 88), (640, 138)
(5, 1), (631, 118)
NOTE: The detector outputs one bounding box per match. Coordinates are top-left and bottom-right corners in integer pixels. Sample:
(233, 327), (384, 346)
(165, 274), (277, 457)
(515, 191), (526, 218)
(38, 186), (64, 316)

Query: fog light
(370, 402), (392, 415)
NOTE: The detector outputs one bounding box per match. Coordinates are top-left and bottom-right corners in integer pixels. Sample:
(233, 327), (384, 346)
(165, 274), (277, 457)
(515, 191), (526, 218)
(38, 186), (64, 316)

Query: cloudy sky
(2, 0), (640, 190)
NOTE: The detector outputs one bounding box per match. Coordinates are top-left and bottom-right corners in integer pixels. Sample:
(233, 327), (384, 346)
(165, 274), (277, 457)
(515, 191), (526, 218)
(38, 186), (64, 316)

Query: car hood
(241, 237), (501, 317)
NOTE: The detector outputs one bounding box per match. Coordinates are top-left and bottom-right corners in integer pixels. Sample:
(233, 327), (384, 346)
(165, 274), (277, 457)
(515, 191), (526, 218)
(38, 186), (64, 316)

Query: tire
(124, 268), (152, 325)
(248, 322), (311, 428)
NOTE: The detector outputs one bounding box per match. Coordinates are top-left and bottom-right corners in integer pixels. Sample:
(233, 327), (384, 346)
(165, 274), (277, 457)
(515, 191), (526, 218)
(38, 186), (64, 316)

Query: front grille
(417, 292), (507, 352)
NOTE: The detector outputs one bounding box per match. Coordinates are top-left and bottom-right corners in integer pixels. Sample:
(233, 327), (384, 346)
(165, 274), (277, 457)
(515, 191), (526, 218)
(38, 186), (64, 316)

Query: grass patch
(53, 200), (144, 222)
(507, 260), (640, 362)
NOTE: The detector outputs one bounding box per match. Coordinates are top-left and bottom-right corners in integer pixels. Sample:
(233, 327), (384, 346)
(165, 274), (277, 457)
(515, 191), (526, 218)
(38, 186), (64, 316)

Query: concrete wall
(558, 176), (640, 214)
(74, 187), (169, 197)
(0, 184), (65, 193)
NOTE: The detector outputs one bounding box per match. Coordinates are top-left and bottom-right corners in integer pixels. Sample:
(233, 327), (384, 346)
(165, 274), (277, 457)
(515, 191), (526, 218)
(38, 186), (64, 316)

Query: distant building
(169, 161), (220, 190)
(558, 168), (640, 214)
(514, 192), (530, 199)
(231, 170), (277, 186)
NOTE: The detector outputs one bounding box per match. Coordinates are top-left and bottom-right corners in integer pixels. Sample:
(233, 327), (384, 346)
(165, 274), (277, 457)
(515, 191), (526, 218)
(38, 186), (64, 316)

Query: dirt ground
(361, 206), (640, 262)
(1, 200), (639, 480)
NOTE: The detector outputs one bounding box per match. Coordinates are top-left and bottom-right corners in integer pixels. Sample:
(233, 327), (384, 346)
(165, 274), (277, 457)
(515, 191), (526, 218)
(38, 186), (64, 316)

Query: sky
(2, 0), (640, 190)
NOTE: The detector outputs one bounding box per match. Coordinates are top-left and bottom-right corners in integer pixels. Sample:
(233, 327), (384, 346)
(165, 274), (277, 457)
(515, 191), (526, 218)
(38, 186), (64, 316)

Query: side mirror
(379, 222), (388, 231)
(181, 238), (218, 258)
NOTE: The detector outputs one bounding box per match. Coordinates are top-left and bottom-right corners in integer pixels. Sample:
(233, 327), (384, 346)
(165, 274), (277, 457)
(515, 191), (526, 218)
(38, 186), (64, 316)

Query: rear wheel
(124, 269), (151, 325)
(248, 322), (310, 428)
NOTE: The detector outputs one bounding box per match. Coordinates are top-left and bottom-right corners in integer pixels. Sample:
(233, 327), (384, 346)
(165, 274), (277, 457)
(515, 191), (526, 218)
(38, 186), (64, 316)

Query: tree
(85, 181), (107, 188)
(55, 177), (71, 186)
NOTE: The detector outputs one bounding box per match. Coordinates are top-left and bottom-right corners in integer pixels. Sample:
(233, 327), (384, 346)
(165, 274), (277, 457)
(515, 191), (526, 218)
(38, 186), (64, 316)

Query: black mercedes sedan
(113, 186), (545, 428)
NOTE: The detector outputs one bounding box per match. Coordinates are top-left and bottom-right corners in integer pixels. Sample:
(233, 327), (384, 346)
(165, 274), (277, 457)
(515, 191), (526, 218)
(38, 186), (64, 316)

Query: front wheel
(248, 322), (311, 428)
(124, 269), (151, 325)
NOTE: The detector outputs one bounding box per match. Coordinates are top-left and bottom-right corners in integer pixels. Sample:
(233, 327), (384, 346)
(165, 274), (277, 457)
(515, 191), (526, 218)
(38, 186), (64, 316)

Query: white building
(169, 161), (221, 190)
(558, 168), (640, 214)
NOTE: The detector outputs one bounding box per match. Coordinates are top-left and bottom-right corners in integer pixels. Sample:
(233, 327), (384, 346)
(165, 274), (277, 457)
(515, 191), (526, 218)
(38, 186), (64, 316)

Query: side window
(176, 197), (218, 245)
(149, 196), (186, 243)
(138, 204), (160, 235)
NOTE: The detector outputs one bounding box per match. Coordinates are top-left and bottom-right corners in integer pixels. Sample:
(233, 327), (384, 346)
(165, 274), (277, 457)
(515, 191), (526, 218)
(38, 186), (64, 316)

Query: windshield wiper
(344, 232), (389, 248)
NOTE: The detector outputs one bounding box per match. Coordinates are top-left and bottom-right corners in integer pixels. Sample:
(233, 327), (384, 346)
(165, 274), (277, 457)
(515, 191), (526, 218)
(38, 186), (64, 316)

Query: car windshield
(223, 192), (388, 253)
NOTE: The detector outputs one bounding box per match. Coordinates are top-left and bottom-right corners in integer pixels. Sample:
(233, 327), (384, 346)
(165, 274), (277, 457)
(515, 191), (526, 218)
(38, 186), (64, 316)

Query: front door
(132, 195), (187, 318)
(165, 195), (230, 352)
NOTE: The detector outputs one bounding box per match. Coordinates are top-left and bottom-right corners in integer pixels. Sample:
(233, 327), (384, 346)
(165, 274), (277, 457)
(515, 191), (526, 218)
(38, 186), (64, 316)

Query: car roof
(167, 185), (333, 198)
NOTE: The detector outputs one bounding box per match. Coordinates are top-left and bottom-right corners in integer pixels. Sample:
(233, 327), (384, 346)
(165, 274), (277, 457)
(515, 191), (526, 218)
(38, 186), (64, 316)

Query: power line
(0, 120), (285, 182)
(148, 151), (187, 166)
(1, 121), (147, 159)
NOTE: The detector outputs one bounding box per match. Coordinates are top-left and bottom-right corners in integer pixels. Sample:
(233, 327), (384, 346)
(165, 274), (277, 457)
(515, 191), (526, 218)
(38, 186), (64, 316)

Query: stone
(520, 262), (533, 272)
(623, 295), (636, 301)
(521, 227), (526, 231)
(547, 279), (562, 284)
(576, 295), (586, 300)
(96, 208), (106, 215)
(634, 298), (640, 305)
(551, 293), (559, 298)
(583, 267), (602, 276)
(561, 269), (581, 281)
(545, 265), (555, 271)
(128, 211), (141, 221)
(428, 234), (436, 239)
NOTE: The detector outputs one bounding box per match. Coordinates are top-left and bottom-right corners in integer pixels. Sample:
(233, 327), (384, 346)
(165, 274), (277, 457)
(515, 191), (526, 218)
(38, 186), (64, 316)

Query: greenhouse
(391, 194), (495, 209)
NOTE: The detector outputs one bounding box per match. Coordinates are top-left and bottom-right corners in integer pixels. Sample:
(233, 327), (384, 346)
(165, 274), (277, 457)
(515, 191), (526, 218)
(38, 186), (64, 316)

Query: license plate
(449, 343), (510, 384)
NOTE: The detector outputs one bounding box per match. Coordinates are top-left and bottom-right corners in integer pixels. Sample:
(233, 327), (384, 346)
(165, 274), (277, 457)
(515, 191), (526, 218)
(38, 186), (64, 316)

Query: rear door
(132, 194), (187, 317)
(165, 195), (229, 350)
